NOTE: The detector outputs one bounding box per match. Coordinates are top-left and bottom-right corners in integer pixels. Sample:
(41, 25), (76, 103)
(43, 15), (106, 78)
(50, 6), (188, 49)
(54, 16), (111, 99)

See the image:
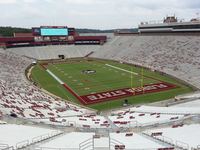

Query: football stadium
(1, 1), (200, 149)
(31, 58), (192, 110)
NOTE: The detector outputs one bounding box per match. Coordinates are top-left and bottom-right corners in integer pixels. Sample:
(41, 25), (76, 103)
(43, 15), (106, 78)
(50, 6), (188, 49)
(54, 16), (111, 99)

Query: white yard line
(46, 69), (64, 84)
(105, 64), (138, 75)
(46, 69), (87, 104)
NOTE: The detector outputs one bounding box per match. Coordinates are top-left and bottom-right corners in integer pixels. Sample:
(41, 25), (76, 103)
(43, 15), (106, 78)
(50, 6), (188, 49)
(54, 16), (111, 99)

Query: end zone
(80, 82), (177, 105)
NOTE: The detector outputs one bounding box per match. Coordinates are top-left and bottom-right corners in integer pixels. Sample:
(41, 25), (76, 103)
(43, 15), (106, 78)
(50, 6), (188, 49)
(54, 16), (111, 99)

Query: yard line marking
(105, 64), (138, 75)
(46, 69), (87, 104)
(46, 69), (64, 84)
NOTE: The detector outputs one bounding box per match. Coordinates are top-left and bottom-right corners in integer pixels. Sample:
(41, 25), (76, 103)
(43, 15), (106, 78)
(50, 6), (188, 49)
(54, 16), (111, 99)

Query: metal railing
(175, 140), (189, 150)
(35, 148), (78, 150)
(9, 130), (63, 150)
(16, 140), (29, 149)
(1, 146), (14, 150)
(143, 132), (174, 146)
(78, 134), (126, 150)
(143, 131), (190, 150)
(0, 144), (10, 150)
(79, 138), (93, 150)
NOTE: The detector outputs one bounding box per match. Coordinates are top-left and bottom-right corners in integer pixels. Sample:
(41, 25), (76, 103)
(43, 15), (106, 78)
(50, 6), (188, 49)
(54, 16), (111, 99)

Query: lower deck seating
(109, 107), (186, 128)
(145, 124), (200, 150)
(0, 49), (94, 123)
(0, 124), (61, 149)
(37, 132), (170, 150)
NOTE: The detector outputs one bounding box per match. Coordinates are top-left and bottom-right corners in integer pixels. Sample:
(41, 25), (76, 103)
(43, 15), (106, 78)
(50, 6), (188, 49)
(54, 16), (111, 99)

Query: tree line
(0, 26), (31, 37)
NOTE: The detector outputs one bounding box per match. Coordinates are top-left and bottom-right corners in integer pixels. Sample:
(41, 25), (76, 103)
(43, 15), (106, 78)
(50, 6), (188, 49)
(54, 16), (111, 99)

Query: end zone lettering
(87, 90), (127, 101)
(80, 82), (176, 105)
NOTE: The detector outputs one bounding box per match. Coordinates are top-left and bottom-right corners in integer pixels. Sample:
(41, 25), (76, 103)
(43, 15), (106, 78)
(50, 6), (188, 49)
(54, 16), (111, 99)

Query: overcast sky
(0, 0), (200, 29)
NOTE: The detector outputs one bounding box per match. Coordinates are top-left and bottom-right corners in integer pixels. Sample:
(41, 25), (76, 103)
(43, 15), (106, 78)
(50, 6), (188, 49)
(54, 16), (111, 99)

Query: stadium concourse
(0, 34), (200, 150)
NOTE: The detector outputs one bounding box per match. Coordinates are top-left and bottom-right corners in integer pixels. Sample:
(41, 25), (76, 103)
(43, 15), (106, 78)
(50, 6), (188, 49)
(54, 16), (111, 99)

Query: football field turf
(31, 59), (194, 110)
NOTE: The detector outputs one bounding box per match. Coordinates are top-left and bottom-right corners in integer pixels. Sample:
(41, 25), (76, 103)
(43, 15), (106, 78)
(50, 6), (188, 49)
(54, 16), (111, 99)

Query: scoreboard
(32, 26), (69, 36)
(41, 28), (68, 36)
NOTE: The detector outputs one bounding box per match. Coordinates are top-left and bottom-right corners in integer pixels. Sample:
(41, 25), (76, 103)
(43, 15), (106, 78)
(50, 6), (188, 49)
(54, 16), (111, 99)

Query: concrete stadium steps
(0, 124), (63, 149)
(36, 132), (170, 150)
(145, 124), (200, 149)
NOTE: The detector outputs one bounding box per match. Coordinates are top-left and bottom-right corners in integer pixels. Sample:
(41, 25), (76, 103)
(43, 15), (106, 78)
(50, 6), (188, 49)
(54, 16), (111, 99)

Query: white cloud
(63, 0), (95, 4)
(22, 0), (37, 3)
(0, 0), (199, 29)
(0, 0), (16, 4)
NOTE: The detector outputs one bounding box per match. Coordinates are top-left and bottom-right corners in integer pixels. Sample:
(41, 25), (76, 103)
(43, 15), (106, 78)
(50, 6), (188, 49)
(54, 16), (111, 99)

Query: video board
(41, 28), (68, 36)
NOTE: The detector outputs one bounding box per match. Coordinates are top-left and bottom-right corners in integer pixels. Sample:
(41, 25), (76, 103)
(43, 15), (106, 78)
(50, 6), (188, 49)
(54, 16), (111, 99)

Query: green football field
(31, 58), (194, 111)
